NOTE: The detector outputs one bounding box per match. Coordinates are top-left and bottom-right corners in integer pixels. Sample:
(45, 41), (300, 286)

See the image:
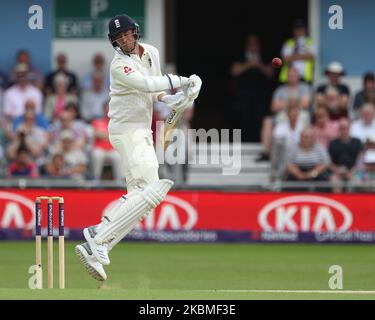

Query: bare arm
(271, 99), (287, 113)
(330, 163), (341, 176)
(287, 163), (306, 180)
(306, 163), (328, 178)
(284, 52), (315, 64)
(300, 94), (311, 110)
(230, 61), (254, 77)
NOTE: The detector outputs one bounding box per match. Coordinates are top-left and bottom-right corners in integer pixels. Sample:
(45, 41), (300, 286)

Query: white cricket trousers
(109, 128), (159, 192)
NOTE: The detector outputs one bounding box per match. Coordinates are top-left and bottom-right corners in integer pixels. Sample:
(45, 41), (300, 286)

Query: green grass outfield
(1, 241), (375, 300)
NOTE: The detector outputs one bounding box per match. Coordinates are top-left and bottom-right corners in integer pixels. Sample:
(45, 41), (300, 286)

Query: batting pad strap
(94, 179), (174, 245)
(102, 189), (140, 222)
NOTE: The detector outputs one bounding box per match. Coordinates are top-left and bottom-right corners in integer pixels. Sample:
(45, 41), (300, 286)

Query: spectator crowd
(230, 19), (375, 187)
(2, 19), (375, 188)
(0, 50), (124, 181)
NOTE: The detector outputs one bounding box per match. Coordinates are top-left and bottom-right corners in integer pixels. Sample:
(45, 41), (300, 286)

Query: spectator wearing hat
(350, 103), (375, 144)
(352, 72), (375, 118)
(7, 49), (44, 90)
(315, 61), (350, 120)
(3, 63), (43, 120)
(329, 118), (362, 191)
(44, 53), (78, 96)
(354, 135), (375, 182)
(279, 19), (317, 84)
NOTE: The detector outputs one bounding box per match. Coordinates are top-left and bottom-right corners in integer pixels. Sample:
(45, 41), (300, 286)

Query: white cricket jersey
(108, 43), (170, 134)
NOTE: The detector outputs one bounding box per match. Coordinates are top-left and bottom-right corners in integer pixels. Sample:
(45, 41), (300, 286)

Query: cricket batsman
(75, 14), (202, 281)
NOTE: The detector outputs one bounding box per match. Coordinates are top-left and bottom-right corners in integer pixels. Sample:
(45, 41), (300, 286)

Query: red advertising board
(0, 189), (375, 242)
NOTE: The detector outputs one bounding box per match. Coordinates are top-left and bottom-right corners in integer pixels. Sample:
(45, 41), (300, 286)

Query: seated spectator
(44, 53), (78, 96)
(81, 53), (110, 91)
(350, 103), (375, 143)
(44, 152), (71, 179)
(91, 101), (123, 181)
(7, 49), (44, 89)
(44, 73), (78, 122)
(8, 146), (38, 178)
(285, 127), (331, 181)
(354, 135), (375, 182)
(315, 61), (350, 120)
(257, 67), (311, 161)
(352, 72), (375, 118)
(50, 109), (87, 150)
(257, 80), (311, 162)
(273, 104), (306, 151)
(317, 85), (345, 121)
(64, 101), (87, 133)
(329, 118), (362, 191)
(80, 71), (110, 122)
(3, 63), (43, 120)
(13, 99), (49, 132)
(0, 115), (12, 176)
(272, 67), (312, 113)
(50, 129), (87, 180)
(271, 104), (306, 180)
(312, 107), (339, 148)
(7, 109), (48, 169)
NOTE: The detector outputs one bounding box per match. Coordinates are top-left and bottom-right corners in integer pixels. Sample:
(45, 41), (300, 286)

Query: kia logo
(103, 195), (198, 231)
(0, 192), (35, 229)
(258, 195), (353, 232)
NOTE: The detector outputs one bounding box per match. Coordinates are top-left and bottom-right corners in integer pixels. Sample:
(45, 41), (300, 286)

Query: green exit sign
(55, 0), (145, 39)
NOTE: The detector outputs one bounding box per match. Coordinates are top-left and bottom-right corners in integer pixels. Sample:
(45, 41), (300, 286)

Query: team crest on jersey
(123, 66), (134, 74)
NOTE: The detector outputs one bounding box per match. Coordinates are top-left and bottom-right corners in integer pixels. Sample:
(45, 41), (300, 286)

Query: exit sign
(55, 0), (145, 38)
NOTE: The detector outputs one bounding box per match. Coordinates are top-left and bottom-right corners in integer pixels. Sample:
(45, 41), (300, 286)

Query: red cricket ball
(272, 57), (282, 68)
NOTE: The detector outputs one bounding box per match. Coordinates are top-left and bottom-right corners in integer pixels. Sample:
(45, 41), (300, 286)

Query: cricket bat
(163, 75), (202, 150)
(163, 108), (186, 150)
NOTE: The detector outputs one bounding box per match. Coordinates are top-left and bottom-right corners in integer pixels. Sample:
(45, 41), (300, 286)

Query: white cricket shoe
(75, 242), (107, 281)
(83, 226), (110, 265)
